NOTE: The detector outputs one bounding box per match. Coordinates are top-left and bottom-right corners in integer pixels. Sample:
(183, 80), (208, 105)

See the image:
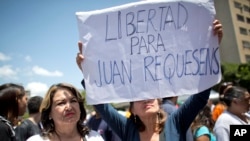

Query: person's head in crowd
(212, 81), (233, 122)
(39, 83), (90, 139)
(28, 96), (43, 115)
(0, 83), (28, 125)
(129, 99), (167, 132)
(14, 95), (43, 141)
(220, 86), (250, 119)
(191, 104), (215, 132)
(218, 81), (233, 101)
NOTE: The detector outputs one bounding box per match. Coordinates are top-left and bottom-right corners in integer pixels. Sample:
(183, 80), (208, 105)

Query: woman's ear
(232, 98), (240, 105)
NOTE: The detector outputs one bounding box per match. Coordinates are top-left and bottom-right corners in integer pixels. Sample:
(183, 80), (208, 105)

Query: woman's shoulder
(216, 111), (236, 122)
(0, 121), (8, 129)
(0, 118), (15, 138)
(27, 134), (49, 141)
(85, 130), (104, 141)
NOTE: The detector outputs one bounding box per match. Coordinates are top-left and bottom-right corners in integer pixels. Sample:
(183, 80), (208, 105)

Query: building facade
(214, 0), (250, 63)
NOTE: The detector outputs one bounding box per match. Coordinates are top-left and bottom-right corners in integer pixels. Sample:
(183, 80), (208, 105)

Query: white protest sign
(76, 0), (221, 105)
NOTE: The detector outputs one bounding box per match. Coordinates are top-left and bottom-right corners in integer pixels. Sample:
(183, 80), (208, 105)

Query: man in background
(86, 106), (121, 141)
(15, 96), (43, 141)
(162, 96), (194, 141)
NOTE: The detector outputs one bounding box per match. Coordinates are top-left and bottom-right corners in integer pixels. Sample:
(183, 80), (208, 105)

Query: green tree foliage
(80, 90), (94, 112)
(219, 62), (250, 91)
(236, 63), (250, 91)
(221, 62), (239, 83)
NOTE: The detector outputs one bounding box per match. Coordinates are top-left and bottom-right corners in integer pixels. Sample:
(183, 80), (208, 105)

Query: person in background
(191, 105), (216, 141)
(212, 82), (233, 122)
(162, 96), (194, 141)
(161, 96), (179, 114)
(86, 107), (122, 141)
(15, 96), (43, 141)
(27, 83), (103, 141)
(81, 81), (121, 141)
(76, 18), (223, 141)
(207, 99), (215, 112)
(213, 85), (250, 141)
(0, 83), (28, 141)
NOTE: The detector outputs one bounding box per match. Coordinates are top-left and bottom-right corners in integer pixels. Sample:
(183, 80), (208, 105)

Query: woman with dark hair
(0, 83), (28, 141)
(191, 105), (216, 141)
(213, 86), (250, 141)
(27, 83), (103, 141)
(212, 81), (233, 121)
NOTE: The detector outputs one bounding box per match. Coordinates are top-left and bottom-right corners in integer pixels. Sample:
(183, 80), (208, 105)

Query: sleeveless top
(194, 126), (216, 141)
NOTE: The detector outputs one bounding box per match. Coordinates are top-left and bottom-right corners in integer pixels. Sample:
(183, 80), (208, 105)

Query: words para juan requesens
(93, 3), (219, 87)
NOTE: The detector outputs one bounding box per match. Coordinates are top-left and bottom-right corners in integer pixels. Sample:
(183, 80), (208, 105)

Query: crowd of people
(1, 80), (249, 141)
(1, 3), (249, 141)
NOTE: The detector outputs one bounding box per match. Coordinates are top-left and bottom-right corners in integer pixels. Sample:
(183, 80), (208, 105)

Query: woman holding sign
(76, 19), (223, 141)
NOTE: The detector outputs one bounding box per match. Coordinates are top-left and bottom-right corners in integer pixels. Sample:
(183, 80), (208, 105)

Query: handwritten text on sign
(76, 0), (221, 104)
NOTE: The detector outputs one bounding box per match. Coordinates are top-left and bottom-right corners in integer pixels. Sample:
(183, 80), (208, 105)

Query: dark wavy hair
(129, 99), (167, 133)
(28, 96), (43, 114)
(220, 86), (248, 107)
(0, 83), (25, 125)
(39, 83), (90, 137)
(218, 81), (233, 101)
(191, 105), (215, 134)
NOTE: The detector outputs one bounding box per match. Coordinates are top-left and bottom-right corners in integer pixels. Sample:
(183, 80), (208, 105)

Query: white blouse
(26, 130), (104, 141)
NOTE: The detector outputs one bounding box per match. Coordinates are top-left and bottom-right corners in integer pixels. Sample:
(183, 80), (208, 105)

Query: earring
(134, 115), (137, 123)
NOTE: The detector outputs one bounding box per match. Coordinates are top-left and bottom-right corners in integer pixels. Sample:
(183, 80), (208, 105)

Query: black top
(15, 119), (42, 141)
(0, 116), (16, 141)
